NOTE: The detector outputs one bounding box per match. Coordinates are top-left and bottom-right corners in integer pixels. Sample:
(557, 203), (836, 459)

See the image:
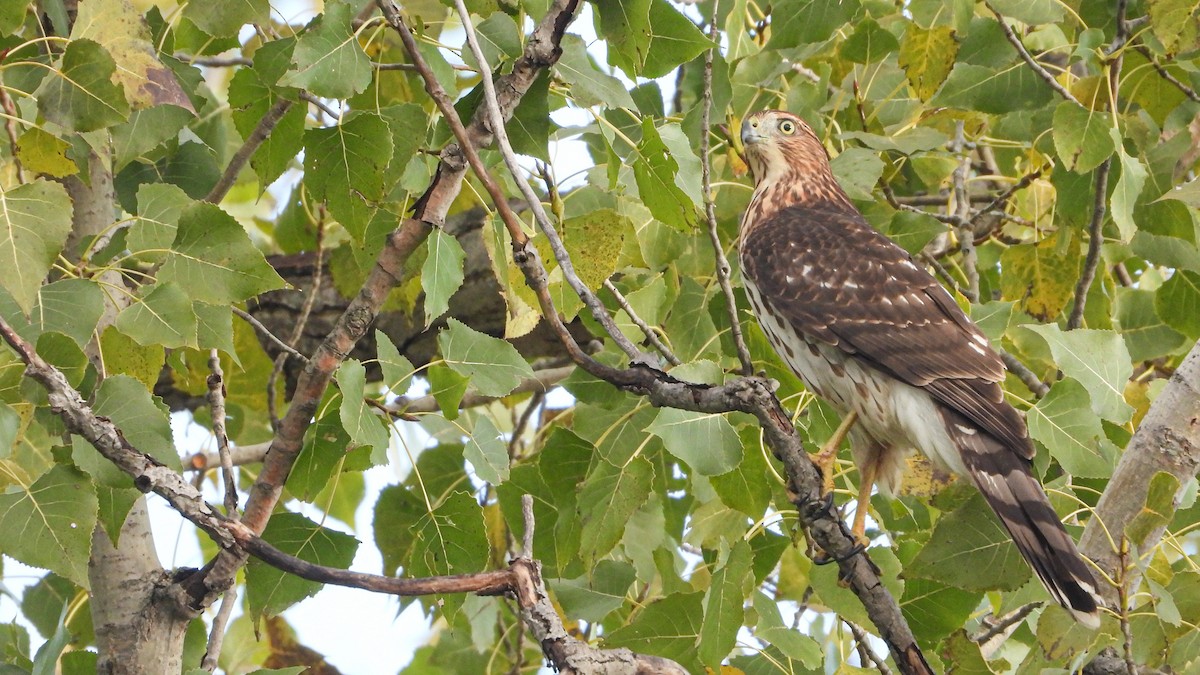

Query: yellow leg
(813, 411), (858, 495)
(851, 459), (876, 545)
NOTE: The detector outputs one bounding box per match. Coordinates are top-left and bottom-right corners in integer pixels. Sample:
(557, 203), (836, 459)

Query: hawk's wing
(740, 204), (1033, 458)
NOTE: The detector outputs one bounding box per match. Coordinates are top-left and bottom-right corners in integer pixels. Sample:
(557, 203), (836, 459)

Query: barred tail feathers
(941, 408), (1102, 629)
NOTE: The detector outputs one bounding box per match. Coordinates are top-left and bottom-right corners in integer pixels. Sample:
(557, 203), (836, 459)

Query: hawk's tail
(942, 409), (1102, 629)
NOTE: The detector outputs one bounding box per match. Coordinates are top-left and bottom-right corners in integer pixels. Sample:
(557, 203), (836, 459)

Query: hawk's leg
(813, 410), (858, 495)
(850, 458), (877, 546)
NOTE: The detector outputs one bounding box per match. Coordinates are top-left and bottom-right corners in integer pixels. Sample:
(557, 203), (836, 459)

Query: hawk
(737, 110), (1101, 628)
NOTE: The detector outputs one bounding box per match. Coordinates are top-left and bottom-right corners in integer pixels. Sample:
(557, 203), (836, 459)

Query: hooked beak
(741, 118), (764, 147)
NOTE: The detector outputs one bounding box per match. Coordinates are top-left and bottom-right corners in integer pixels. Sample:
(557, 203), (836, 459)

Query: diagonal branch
(206, 98), (293, 204)
(985, 2), (1080, 105)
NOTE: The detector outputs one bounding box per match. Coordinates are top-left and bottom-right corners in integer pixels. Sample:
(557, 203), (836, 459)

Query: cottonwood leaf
(1023, 324), (1134, 423)
(304, 113), (394, 242)
(899, 24), (958, 100)
(93, 375), (181, 472)
(1027, 379), (1111, 478)
(990, 0), (1064, 24)
(1154, 270), (1200, 339)
(999, 230), (1080, 321)
(1116, 288), (1187, 361)
(646, 408), (742, 476)
(336, 360), (390, 462)
(159, 202), (286, 304)
(0, 465), (97, 589)
(633, 120), (697, 230)
(437, 319), (533, 398)
(422, 229), (466, 326)
(769, 0), (862, 48)
(228, 69), (306, 188)
(556, 35), (636, 109)
(184, 0), (268, 37)
(1052, 103), (1114, 173)
(281, 1), (372, 99)
(408, 491), (488, 615)
(0, 180), (73, 314)
(15, 129), (76, 178)
(578, 456), (653, 565)
(700, 541), (753, 670)
(550, 560), (636, 623)
(246, 513), (358, 618)
(1111, 135), (1147, 243)
(464, 415), (508, 485)
(34, 39), (129, 132)
(29, 280), (104, 349)
(603, 591), (703, 671)
(114, 281), (197, 349)
(908, 493), (1030, 592)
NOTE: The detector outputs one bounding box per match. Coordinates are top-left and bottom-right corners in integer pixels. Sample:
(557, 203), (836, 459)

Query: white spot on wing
(955, 423), (977, 436)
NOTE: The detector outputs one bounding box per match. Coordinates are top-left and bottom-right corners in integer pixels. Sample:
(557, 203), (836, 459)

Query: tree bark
(1079, 340), (1200, 603)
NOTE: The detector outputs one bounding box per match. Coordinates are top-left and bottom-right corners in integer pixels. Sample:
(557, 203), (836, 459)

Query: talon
(813, 540), (866, 566)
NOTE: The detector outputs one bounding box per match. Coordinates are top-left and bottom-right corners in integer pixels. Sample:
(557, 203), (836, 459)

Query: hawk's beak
(741, 119), (764, 146)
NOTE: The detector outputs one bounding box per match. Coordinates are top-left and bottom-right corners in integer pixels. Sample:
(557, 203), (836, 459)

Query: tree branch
(986, 2), (1080, 105)
(205, 97), (293, 204)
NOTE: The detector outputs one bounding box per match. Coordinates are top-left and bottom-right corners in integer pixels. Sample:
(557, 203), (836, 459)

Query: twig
(603, 279), (680, 366)
(1066, 152), (1112, 330)
(206, 349), (239, 518)
(232, 307), (308, 362)
(701, 6), (753, 376)
(1118, 539), (1136, 675)
(951, 121), (979, 300)
(1000, 349), (1050, 398)
(0, 85), (25, 184)
(1134, 45), (1200, 103)
(188, 442), (272, 472)
(972, 602), (1039, 648)
(268, 217), (325, 430)
(521, 494), (535, 557)
(298, 91), (341, 120)
(176, 53), (253, 68)
(985, 2), (1080, 105)
(508, 390), (544, 459)
(386, 365), (574, 416)
(846, 619), (893, 675)
(205, 98), (293, 203)
(200, 587), (238, 671)
(447, 0), (651, 365)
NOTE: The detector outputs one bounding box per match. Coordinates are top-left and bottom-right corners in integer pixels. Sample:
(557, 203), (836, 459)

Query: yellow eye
(779, 120), (796, 135)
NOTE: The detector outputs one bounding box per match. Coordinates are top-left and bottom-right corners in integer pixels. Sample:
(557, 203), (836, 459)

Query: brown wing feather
(741, 204), (1033, 457)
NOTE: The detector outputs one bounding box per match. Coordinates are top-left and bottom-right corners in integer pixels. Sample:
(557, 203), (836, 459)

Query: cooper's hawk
(737, 110), (1101, 628)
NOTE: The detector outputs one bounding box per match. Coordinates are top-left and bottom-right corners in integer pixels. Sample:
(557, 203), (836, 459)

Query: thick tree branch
(1079, 341), (1200, 603)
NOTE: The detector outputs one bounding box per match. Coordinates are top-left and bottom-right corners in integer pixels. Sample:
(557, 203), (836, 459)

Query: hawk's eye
(779, 120), (796, 135)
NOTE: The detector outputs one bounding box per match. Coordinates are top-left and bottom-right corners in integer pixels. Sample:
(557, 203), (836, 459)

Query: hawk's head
(739, 110), (851, 221)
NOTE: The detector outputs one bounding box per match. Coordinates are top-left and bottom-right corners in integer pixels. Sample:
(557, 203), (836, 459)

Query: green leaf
(646, 408), (742, 476)
(304, 113), (394, 242)
(1149, 0), (1200, 53)
(130, 183), (192, 260)
(15, 128), (77, 178)
(1023, 324), (1134, 423)
(931, 62), (1055, 113)
(29, 280), (104, 348)
(550, 559), (636, 623)
(1052, 103), (1115, 173)
(603, 591), (703, 671)
(246, 512), (358, 618)
(597, 0), (652, 77)
(288, 410), (352, 502)
(830, 147), (885, 200)
(840, 18), (901, 64)
(159, 202), (286, 304)
(0, 180), (73, 314)
(0, 465), (97, 588)
(183, 0), (268, 37)
(98, 326), (164, 390)
(280, 1), (372, 99)
(1159, 178), (1200, 207)
(711, 435), (772, 517)
(578, 456), (654, 565)
(1116, 288), (1188, 361)
(336, 360), (390, 461)
(34, 39), (129, 132)
(699, 540), (753, 670)
(899, 24), (958, 100)
(556, 34), (636, 109)
(633, 119), (697, 231)
(1027, 379), (1112, 478)
(409, 491), (488, 613)
(422, 228), (466, 326)
(426, 364), (469, 419)
(750, 591), (823, 667)
(112, 105), (195, 172)
(908, 492), (1031, 592)
(998, 229), (1081, 321)
(1125, 471), (1179, 544)
(989, 0), (1064, 24)
(1154, 270), (1200, 340)
(94, 375), (182, 472)
(901, 579), (983, 647)
(562, 209), (630, 290)
(1112, 137), (1147, 243)
(375, 330), (415, 395)
(228, 69), (306, 188)
(114, 281), (198, 349)
(769, 0), (862, 48)
(884, 210), (945, 255)
(638, 0), (713, 79)
(464, 415), (508, 485)
(437, 319), (533, 397)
